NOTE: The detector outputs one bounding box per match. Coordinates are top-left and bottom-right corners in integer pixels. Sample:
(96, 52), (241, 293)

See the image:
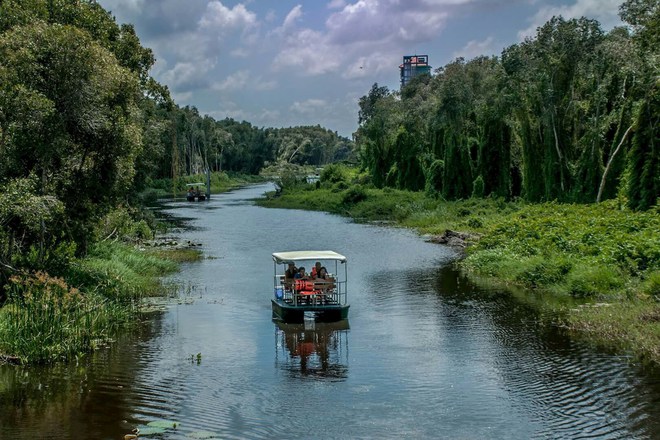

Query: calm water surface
(1, 184), (659, 439)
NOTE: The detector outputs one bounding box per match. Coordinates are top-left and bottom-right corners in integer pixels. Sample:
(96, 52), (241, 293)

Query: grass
(0, 242), (181, 364)
(258, 171), (660, 365)
(148, 247), (203, 263)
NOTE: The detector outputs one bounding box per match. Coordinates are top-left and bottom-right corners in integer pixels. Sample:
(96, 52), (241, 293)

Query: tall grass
(0, 273), (125, 363)
(0, 242), (179, 364)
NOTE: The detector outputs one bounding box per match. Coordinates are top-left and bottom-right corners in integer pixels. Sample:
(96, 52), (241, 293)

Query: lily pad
(188, 431), (220, 439)
(135, 426), (166, 436)
(147, 419), (181, 429)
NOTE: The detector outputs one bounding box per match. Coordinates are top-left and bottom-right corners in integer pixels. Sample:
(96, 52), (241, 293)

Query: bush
(564, 263), (624, 298)
(472, 175), (485, 198)
(515, 256), (573, 288)
(342, 186), (368, 205)
(321, 164), (347, 183)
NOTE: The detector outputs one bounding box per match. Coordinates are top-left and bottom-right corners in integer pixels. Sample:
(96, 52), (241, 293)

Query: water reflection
(274, 319), (349, 380)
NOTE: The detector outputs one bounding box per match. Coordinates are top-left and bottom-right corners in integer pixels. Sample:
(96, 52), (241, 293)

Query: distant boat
(185, 183), (207, 202)
(271, 250), (350, 323)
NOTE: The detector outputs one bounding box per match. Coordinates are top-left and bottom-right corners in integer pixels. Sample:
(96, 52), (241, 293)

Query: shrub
(472, 175), (485, 198)
(564, 263), (624, 297)
(515, 256), (573, 288)
(467, 217), (484, 229)
(342, 186), (368, 205)
(321, 164), (347, 183)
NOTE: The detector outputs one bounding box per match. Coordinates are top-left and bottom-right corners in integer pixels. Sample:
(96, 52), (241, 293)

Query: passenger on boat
(285, 262), (298, 279)
(310, 261), (322, 278)
(284, 263), (297, 289)
(317, 266), (329, 279)
(315, 267), (335, 291)
(295, 267), (308, 279)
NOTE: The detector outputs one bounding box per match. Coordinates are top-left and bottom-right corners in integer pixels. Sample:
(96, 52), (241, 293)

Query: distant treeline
(148, 105), (355, 183)
(355, 0), (658, 210)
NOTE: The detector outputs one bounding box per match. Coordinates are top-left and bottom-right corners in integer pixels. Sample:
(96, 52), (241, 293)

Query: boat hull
(271, 299), (349, 323)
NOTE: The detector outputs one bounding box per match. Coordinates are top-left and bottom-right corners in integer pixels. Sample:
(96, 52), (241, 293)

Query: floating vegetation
(147, 419), (181, 429)
(134, 425), (166, 436)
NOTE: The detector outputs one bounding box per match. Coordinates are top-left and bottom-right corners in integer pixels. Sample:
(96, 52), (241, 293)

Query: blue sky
(98, 0), (625, 137)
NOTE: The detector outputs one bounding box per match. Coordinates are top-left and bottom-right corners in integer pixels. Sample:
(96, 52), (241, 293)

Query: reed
(0, 273), (128, 363)
(0, 242), (180, 364)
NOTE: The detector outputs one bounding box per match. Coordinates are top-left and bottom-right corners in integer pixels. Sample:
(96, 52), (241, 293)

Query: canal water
(1, 184), (659, 439)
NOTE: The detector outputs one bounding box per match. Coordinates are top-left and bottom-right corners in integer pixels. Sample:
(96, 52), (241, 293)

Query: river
(1, 184), (659, 439)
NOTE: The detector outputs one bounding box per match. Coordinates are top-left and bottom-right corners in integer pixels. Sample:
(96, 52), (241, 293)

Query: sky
(97, 0), (625, 138)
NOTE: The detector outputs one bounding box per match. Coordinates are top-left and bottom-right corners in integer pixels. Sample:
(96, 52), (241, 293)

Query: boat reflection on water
(274, 317), (349, 380)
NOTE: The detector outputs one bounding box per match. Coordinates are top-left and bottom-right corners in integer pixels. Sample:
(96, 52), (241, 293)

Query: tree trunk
(596, 124), (633, 203)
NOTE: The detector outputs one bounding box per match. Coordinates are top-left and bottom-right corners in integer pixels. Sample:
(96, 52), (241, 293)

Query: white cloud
(518, 0), (623, 39)
(342, 52), (397, 79)
(290, 99), (328, 114)
(103, 0), (144, 13)
(199, 1), (257, 31)
(272, 28), (342, 74)
(208, 102), (248, 121)
(255, 79), (278, 91)
(282, 5), (304, 30)
(272, 0), (452, 76)
(160, 60), (216, 92)
(328, 0), (346, 9)
(452, 36), (497, 60)
(213, 70), (250, 91)
(212, 71), (278, 92)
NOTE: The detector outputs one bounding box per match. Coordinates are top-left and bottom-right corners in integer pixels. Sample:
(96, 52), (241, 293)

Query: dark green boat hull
(271, 299), (349, 323)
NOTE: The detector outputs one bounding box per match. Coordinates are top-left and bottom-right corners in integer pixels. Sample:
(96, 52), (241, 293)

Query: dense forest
(355, 0), (658, 210)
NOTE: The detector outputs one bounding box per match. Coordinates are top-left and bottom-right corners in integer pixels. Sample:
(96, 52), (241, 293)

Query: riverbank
(257, 181), (660, 365)
(0, 173), (257, 365)
(0, 242), (200, 365)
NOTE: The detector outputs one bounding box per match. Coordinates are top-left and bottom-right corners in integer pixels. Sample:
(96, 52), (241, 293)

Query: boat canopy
(272, 250), (347, 264)
(185, 183), (206, 187)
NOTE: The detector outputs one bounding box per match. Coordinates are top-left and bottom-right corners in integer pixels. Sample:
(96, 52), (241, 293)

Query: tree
(627, 81), (659, 210)
(0, 22), (142, 251)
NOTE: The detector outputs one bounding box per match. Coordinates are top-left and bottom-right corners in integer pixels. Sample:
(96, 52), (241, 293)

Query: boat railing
(275, 276), (347, 307)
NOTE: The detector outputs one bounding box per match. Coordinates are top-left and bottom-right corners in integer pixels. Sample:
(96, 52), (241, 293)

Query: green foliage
(0, 272), (125, 363)
(465, 200), (660, 296)
(0, 22), (143, 252)
(472, 175), (485, 198)
(321, 164), (348, 183)
(424, 159), (444, 196)
(564, 263), (625, 298)
(0, 241), (178, 363)
(341, 186), (368, 205)
(94, 207), (154, 243)
(514, 256), (573, 288)
(626, 82), (659, 211)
